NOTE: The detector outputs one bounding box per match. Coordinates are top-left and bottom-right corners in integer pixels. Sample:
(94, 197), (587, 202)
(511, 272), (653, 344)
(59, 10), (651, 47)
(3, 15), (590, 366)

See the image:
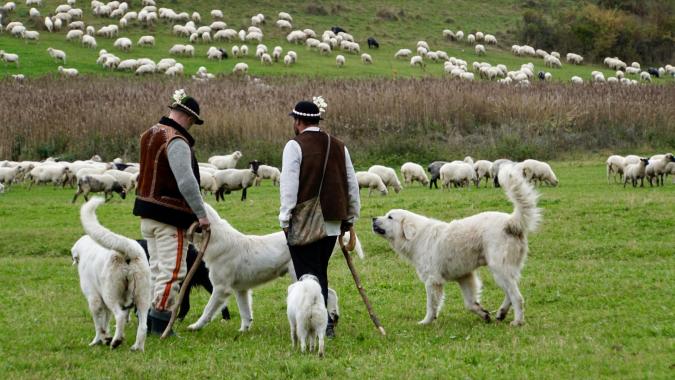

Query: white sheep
(467, 34), (475, 44)
(0, 166), (20, 186)
(47, 47), (66, 63)
(104, 169), (136, 191)
(336, 54), (345, 67)
(566, 53), (583, 64)
(283, 54), (293, 66)
(58, 66), (78, 77)
(571, 76), (583, 84)
(212, 166), (258, 202)
(394, 48), (412, 59)
(272, 46), (283, 62)
(410, 55), (424, 67)
(361, 53), (372, 64)
(137, 35), (154, 47)
(400, 162), (429, 186)
(208, 151), (242, 169)
(368, 165), (402, 193)
(356, 171), (388, 196)
(623, 158), (649, 188)
(232, 62), (248, 75)
(27, 165), (70, 189)
(276, 19), (292, 30)
(81, 35), (97, 48)
(72, 174), (126, 203)
(473, 160), (493, 187)
(606, 155), (626, 183)
(0, 50), (19, 67)
(475, 44), (486, 56)
(22, 30), (40, 41)
(440, 161), (476, 189)
(645, 153), (675, 186)
(484, 34), (497, 44)
(640, 71), (651, 82)
(44, 17), (53, 32)
(66, 29), (83, 41)
(254, 164), (281, 186)
(114, 37), (132, 52)
(544, 54), (562, 68)
(207, 46), (224, 60)
(515, 159), (558, 186)
(165, 63), (184, 76)
(278, 11), (292, 21)
(135, 63), (156, 75)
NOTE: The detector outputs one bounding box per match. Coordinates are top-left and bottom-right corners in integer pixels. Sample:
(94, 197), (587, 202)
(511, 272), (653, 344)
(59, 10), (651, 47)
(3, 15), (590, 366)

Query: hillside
(1, 0), (672, 83)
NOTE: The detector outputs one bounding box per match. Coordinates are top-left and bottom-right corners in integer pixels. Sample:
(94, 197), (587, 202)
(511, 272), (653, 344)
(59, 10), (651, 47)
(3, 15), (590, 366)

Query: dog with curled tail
(287, 274), (328, 356)
(71, 197), (151, 351)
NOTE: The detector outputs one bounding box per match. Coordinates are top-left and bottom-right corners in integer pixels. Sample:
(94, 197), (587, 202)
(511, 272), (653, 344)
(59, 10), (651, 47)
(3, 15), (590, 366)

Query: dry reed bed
(1, 77), (673, 163)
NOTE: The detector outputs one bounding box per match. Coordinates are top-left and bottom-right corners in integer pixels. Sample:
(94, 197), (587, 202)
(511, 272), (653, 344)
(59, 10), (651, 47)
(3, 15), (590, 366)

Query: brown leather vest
(133, 119), (200, 229)
(294, 131), (349, 221)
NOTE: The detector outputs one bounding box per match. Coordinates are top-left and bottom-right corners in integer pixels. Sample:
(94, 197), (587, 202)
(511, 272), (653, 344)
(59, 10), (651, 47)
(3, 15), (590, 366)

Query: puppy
(186, 203), (348, 333)
(71, 197), (151, 351)
(372, 169), (541, 326)
(287, 274), (328, 356)
(135, 239), (231, 321)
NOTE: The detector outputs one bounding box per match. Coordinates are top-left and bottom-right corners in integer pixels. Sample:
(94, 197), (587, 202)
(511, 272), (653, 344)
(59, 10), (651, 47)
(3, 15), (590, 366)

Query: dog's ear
(401, 218), (417, 240)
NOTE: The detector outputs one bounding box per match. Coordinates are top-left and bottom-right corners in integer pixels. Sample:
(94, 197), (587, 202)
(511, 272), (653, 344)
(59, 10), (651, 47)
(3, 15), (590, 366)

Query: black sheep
(218, 48), (229, 59)
(537, 71), (546, 81)
(647, 67), (659, 78)
(367, 37), (379, 49)
(331, 26), (347, 34)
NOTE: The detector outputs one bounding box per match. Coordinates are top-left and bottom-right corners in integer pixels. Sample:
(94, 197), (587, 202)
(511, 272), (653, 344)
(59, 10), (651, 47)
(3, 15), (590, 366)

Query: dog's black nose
(372, 218), (377, 222)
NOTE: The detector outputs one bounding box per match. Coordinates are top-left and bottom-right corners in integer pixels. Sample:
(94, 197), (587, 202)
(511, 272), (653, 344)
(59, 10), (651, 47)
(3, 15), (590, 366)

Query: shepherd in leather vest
(133, 89), (211, 336)
(279, 98), (361, 339)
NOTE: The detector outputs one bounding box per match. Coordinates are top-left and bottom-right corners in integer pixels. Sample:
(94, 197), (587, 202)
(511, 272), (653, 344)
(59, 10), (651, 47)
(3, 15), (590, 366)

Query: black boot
(148, 308), (175, 337)
(326, 315), (336, 339)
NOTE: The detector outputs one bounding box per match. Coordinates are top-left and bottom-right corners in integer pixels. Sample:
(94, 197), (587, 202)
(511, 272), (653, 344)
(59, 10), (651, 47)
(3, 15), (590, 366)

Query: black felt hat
(289, 100), (324, 121)
(169, 96), (204, 125)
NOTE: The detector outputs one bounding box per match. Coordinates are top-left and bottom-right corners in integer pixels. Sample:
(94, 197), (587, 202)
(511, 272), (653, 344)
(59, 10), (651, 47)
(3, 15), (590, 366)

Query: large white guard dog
(372, 169), (541, 326)
(71, 197), (151, 351)
(187, 204), (353, 332)
(287, 274), (328, 356)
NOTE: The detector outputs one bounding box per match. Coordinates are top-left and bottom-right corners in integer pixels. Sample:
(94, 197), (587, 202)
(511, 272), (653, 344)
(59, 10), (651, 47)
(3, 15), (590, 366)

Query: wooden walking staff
(161, 222), (211, 339)
(339, 227), (386, 336)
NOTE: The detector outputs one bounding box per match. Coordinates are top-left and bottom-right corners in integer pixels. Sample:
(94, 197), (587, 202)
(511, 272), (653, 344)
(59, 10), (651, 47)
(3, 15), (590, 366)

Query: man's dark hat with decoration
(169, 89), (204, 125)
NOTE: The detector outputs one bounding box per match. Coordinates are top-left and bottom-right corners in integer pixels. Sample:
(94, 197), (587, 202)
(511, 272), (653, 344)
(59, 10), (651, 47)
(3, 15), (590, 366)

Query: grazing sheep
(368, 165), (402, 193)
(467, 34), (475, 44)
(137, 35), (154, 47)
(394, 48), (412, 59)
(240, 45), (249, 56)
(254, 164), (281, 186)
(22, 30), (40, 42)
(72, 174), (126, 203)
(566, 53), (583, 64)
(400, 162), (429, 186)
(356, 171), (388, 196)
(58, 66), (78, 77)
(212, 161), (260, 201)
(27, 165), (71, 189)
(570, 76), (583, 84)
(0, 50), (19, 67)
(278, 11), (292, 22)
(410, 55), (424, 67)
(0, 166), (20, 186)
(367, 37), (379, 49)
(427, 161), (448, 189)
(606, 155), (626, 183)
(336, 54), (345, 67)
(208, 151), (243, 170)
(473, 160), (493, 187)
(484, 34), (497, 45)
(515, 159), (558, 186)
(211, 9), (223, 20)
(475, 44), (486, 56)
(233, 62), (248, 75)
(623, 158), (650, 188)
(114, 37), (132, 52)
(639, 71), (652, 82)
(81, 35), (97, 48)
(104, 169), (137, 191)
(645, 153), (675, 186)
(440, 161), (477, 189)
(361, 53), (373, 64)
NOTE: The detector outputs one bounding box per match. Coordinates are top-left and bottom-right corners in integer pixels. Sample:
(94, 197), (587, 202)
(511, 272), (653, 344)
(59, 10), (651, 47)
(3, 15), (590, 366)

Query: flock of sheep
(3, 150), (674, 200)
(1, 1), (674, 84)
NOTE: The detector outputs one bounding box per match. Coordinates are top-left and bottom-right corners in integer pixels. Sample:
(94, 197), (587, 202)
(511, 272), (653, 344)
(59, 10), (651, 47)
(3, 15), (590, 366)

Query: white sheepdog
(372, 168), (541, 326)
(71, 197), (151, 351)
(287, 274), (328, 356)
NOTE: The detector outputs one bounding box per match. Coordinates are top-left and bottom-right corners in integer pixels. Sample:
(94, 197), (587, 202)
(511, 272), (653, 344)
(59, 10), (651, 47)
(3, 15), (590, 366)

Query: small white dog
(71, 197), (151, 351)
(372, 169), (541, 326)
(287, 274), (328, 356)
(187, 203), (351, 332)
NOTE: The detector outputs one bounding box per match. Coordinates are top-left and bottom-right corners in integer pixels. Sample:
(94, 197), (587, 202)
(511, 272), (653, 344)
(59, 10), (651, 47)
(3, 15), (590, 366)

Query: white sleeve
(344, 147), (360, 223)
(279, 140), (302, 228)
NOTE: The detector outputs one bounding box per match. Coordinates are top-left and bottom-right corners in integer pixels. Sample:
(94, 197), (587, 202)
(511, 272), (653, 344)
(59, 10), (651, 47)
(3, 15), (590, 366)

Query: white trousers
(141, 218), (188, 311)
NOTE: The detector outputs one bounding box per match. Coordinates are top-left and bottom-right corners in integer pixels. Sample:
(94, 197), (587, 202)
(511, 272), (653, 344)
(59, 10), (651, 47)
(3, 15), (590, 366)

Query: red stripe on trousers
(158, 228), (184, 310)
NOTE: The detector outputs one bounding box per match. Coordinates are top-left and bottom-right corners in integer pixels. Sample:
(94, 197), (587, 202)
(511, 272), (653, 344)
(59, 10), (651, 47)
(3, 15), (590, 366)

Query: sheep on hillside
(368, 165), (402, 193)
(440, 161), (477, 189)
(400, 162), (429, 186)
(645, 153), (675, 186)
(212, 161), (260, 201)
(72, 174), (126, 203)
(208, 151), (242, 169)
(356, 172), (387, 196)
(623, 158), (649, 188)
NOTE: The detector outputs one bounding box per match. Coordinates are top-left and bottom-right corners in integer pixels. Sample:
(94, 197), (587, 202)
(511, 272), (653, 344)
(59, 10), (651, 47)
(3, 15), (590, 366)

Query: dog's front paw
(103, 337), (113, 346)
(187, 322), (202, 331)
(89, 338), (103, 346)
(111, 338), (124, 349)
(130, 344), (144, 352)
(496, 309), (508, 321)
(418, 318), (434, 325)
(510, 320), (525, 327)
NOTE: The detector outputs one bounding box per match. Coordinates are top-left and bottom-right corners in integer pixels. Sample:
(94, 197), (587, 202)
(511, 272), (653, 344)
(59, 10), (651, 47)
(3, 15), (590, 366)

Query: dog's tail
(80, 197), (144, 261)
(503, 168), (541, 237)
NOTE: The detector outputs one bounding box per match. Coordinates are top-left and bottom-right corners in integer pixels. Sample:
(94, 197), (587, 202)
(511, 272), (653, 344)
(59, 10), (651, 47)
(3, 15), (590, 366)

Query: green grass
(1, 161), (674, 379)
(1, 0), (672, 84)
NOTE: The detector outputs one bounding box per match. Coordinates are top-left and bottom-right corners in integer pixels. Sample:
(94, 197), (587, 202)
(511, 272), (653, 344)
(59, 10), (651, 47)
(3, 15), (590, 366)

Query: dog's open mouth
(372, 221), (386, 235)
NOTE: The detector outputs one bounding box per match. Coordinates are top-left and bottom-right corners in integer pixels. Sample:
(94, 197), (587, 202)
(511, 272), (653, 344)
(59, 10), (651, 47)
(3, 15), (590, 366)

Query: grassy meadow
(1, 161), (674, 379)
(0, 0), (673, 83)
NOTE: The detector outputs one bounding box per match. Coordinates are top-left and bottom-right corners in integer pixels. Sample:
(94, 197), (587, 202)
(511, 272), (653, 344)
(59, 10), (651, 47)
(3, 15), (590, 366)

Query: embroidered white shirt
(279, 127), (360, 236)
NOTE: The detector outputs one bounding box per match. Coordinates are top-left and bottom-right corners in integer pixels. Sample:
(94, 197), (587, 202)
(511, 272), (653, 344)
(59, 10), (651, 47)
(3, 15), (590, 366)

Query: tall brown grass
(1, 77), (673, 166)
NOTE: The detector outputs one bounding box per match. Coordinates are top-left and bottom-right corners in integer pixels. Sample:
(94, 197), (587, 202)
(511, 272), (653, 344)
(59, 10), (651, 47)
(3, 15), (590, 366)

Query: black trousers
(288, 235), (337, 308)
